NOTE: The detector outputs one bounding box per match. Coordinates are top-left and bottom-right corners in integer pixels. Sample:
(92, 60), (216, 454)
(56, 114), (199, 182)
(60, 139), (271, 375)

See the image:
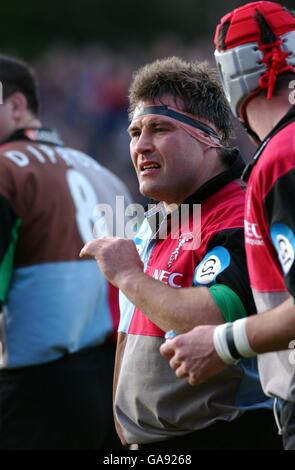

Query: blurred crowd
(36, 38), (256, 202)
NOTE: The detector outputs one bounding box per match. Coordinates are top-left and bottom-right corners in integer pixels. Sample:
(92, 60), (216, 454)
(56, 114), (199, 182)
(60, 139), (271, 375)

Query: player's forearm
(246, 297), (295, 353)
(118, 272), (224, 333)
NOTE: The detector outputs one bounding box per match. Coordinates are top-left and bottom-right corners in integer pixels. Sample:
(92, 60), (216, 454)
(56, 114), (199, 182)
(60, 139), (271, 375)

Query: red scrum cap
(214, 1), (295, 123)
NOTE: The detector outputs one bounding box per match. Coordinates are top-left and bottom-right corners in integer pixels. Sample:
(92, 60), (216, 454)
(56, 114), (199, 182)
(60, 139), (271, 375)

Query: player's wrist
(213, 318), (256, 364)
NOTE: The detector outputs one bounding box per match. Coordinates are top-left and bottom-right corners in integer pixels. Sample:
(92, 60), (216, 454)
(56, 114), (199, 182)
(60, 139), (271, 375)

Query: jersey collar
(242, 105), (295, 182)
(1, 127), (64, 147)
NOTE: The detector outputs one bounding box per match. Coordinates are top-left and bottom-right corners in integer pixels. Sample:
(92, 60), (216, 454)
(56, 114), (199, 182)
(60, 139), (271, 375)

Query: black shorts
(0, 343), (123, 450)
(138, 408), (283, 450)
(281, 400), (295, 450)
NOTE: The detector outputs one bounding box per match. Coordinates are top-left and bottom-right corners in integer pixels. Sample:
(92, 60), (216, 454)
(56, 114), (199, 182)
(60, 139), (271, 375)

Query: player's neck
(17, 112), (42, 130)
(245, 94), (292, 141)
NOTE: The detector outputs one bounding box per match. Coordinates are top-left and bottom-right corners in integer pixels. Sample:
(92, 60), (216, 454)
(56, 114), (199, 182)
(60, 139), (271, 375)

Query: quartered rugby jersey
(0, 128), (132, 368)
(114, 154), (271, 445)
(243, 106), (295, 402)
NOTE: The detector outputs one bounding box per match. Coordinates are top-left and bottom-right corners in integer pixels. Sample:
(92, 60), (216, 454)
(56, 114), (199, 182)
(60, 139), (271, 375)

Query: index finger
(79, 239), (102, 258)
(79, 243), (92, 258)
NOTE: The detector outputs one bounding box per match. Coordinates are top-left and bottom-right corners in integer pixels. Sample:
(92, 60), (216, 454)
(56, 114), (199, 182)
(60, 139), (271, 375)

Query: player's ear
(8, 92), (28, 121)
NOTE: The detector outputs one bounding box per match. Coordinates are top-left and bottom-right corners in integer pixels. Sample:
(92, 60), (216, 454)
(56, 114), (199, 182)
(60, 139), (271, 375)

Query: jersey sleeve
(264, 168), (295, 298)
(0, 164), (22, 305)
(193, 228), (256, 317)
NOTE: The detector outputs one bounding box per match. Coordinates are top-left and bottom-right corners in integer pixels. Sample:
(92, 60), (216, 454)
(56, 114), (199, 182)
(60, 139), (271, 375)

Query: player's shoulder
(0, 140), (32, 172)
(264, 121), (295, 167)
(65, 147), (132, 197)
(254, 121), (295, 192)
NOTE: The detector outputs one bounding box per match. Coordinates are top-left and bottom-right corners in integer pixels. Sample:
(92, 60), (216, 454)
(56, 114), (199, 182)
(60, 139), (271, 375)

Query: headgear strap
(259, 39), (294, 99)
(132, 105), (223, 148)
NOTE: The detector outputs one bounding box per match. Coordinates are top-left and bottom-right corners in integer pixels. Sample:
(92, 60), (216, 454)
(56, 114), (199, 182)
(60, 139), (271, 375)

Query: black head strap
(134, 105), (220, 140)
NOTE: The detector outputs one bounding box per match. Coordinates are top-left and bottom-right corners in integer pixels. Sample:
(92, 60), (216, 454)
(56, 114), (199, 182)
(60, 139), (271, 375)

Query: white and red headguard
(214, 1), (295, 130)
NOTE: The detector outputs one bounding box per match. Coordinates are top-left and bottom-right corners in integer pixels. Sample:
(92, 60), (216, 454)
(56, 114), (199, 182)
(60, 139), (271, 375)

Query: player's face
(128, 96), (209, 205)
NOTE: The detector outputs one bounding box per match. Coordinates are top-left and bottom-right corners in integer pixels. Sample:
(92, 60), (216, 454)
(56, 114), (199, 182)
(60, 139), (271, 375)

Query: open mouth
(140, 162), (161, 173)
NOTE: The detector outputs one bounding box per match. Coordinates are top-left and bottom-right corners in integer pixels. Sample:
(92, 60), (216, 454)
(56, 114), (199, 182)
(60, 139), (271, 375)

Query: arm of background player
(0, 193), (21, 305)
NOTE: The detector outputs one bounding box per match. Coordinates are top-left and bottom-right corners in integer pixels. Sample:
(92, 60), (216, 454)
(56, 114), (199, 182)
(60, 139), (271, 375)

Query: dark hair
(0, 54), (39, 115)
(128, 57), (233, 143)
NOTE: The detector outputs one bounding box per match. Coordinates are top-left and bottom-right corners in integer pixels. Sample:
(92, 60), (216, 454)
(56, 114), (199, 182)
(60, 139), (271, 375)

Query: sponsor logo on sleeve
(193, 246), (231, 286)
(270, 223), (295, 275)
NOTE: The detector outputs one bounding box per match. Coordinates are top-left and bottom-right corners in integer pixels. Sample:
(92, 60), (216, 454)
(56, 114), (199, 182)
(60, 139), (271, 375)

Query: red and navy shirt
(114, 153), (271, 445)
(244, 106), (295, 402)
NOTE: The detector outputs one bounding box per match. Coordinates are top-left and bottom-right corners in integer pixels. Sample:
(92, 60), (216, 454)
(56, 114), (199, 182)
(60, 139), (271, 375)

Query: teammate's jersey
(244, 106), (295, 402)
(0, 128), (132, 368)
(114, 154), (271, 445)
